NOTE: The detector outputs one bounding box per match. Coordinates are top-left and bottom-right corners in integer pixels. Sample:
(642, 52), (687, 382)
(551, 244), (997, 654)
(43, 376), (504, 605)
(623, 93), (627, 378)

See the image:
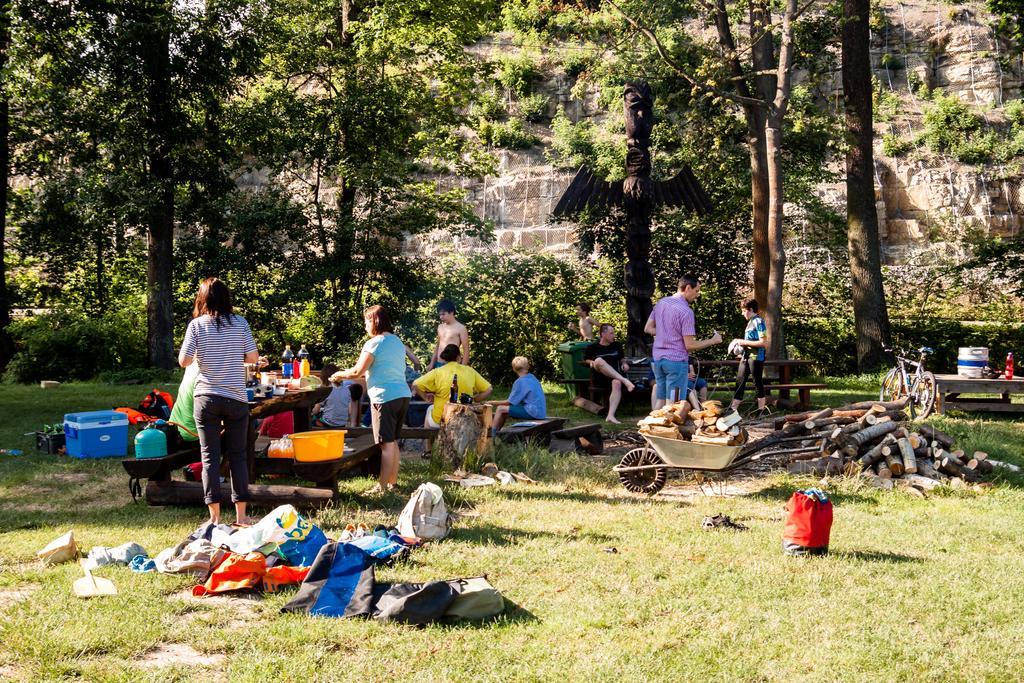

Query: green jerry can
(135, 423), (168, 459)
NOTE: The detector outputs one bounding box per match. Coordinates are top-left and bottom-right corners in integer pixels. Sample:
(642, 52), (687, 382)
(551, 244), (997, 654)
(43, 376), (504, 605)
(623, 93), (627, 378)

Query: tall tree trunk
(0, 0), (13, 367)
(764, 120), (787, 360)
(843, 0), (891, 371)
(763, 0), (799, 360)
(749, 0), (775, 306)
(143, 5), (175, 369)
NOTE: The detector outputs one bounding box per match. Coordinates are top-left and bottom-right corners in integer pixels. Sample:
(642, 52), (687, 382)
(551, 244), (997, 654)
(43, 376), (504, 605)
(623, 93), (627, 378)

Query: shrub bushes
(4, 311), (148, 383)
(517, 93), (550, 123)
(495, 55), (540, 97)
(477, 118), (539, 149)
(882, 133), (914, 157)
(403, 252), (624, 385)
(785, 315), (1024, 376)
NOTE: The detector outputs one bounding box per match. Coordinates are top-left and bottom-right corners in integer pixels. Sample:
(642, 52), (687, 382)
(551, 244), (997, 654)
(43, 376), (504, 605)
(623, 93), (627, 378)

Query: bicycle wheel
(911, 371), (937, 420)
(879, 368), (903, 402)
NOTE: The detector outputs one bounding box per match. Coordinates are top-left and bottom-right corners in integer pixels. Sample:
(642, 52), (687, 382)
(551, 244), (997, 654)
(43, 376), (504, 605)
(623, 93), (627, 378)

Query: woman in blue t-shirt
(332, 305), (411, 494)
(729, 299), (770, 414)
(490, 356), (547, 435)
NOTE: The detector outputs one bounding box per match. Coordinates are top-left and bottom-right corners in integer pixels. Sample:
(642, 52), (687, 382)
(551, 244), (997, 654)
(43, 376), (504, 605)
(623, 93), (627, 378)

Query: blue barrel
(957, 347), (988, 378)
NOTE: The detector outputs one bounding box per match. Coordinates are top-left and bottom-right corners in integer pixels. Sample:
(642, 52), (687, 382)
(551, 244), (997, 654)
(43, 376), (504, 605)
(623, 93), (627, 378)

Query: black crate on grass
(36, 431), (66, 454)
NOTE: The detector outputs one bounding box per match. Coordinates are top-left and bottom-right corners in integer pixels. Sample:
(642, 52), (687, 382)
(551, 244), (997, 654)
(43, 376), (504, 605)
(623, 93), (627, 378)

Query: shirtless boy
(568, 302), (598, 341)
(431, 299), (470, 368)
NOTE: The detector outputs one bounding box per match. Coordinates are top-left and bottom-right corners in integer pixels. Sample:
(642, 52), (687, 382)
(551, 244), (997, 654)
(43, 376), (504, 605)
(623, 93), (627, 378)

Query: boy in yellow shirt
(413, 344), (492, 427)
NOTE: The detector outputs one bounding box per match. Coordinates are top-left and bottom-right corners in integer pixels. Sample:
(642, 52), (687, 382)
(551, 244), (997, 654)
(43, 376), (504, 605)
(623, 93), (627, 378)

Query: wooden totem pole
(553, 82), (712, 355)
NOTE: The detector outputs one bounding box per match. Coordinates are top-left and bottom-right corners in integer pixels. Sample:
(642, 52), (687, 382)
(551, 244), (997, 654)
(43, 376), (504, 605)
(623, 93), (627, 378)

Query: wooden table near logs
(739, 398), (1017, 493)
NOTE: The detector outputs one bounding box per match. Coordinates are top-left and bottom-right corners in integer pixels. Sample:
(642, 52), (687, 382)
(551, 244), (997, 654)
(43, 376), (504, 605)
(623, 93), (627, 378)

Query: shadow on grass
(829, 550), (924, 564)
(492, 486), (688, 507)
(456, 523), (617, 546)
(746, 484), (880, 507)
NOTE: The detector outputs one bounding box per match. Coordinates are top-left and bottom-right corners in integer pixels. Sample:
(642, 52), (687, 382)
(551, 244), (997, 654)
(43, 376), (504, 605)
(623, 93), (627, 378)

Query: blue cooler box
(63, 410), (129, 459)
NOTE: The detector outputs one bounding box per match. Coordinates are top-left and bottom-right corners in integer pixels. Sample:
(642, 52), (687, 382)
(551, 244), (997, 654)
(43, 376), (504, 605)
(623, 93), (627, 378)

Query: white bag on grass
(397, 483), (451, 541)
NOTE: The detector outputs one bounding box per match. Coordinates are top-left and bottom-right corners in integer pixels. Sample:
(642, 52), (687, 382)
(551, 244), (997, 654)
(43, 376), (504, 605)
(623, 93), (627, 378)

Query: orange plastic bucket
(290, 430), (346, 462)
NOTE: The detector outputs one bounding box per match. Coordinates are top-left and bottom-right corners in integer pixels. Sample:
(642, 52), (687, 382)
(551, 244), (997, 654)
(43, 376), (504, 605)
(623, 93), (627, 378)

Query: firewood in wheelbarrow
(715, 411), (743, 432)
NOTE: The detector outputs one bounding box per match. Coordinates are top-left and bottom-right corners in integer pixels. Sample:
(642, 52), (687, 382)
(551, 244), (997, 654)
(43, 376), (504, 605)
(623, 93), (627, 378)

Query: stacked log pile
(740, 399), (1015, 493)
(637, 400), (748, 447)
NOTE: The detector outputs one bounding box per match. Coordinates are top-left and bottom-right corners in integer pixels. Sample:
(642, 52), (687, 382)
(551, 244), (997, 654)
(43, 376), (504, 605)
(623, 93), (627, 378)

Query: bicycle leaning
(879, 346), (937, 420)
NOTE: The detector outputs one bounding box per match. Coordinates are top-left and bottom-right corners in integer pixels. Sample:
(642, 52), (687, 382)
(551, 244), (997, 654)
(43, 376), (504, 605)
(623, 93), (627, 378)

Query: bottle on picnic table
(1006, 352), (1014, 380)
(281, 344), (294, 378)
(449, 375), (459, 403)
(298, 345), (310, 377)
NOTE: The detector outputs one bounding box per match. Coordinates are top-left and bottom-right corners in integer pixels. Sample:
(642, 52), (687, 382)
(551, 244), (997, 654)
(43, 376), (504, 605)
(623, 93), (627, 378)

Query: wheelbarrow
(613, 433), (752, 495)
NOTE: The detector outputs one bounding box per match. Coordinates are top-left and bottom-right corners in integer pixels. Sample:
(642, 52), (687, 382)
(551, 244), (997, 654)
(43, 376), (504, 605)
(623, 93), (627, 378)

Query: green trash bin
(557, 341), (592, 382)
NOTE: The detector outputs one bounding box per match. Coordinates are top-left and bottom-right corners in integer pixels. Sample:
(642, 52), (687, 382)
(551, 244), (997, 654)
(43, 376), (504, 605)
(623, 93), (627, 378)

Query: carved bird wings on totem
(551, 163), (714, 217)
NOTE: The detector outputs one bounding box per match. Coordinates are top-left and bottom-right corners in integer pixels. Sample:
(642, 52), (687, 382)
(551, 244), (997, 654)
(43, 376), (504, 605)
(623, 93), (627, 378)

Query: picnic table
(934, 374), (1024, 414)
(124, 387), (335, 505)
(695, 358), (823, 408)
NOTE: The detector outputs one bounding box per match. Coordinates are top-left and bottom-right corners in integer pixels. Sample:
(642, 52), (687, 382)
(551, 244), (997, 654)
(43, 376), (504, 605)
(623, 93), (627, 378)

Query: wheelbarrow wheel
(618, 447), (667, 495)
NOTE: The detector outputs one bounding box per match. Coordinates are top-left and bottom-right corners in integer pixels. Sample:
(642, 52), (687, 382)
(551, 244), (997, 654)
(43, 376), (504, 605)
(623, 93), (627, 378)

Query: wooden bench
(496, 417), (568, 446)
(733, 383), (826, 409)
(549, 423), (603, 454)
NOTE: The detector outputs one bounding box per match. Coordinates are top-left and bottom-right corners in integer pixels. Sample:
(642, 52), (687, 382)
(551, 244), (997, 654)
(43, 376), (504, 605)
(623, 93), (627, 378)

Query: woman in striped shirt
(178, 277), (260, 525)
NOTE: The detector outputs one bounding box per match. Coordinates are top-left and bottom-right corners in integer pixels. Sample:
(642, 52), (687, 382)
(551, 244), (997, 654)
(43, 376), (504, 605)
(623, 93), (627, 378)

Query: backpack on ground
(139, 389), (174, 420)
(397, 483), (451, 541)
(782, 488), (833, 556)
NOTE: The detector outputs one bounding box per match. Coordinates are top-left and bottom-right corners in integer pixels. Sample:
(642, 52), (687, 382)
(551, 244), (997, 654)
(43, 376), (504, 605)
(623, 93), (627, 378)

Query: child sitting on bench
(490, 356), (547, 435)
(313, 364), (364, 428)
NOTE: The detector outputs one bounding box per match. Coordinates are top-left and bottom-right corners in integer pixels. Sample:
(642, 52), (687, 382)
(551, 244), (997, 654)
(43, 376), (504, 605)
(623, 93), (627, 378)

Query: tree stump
(439, 403), (493, 470)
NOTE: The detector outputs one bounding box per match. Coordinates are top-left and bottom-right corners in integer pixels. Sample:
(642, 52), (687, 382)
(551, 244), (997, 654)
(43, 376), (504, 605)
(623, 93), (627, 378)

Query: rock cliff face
(412, 0), (1024, 264)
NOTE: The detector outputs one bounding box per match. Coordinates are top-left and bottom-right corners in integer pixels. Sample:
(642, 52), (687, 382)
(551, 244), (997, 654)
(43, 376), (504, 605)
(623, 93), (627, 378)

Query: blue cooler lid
(64, 410), (130, 426)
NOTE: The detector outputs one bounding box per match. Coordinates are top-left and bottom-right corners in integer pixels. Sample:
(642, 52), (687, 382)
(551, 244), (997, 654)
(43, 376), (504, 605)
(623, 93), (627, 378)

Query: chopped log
(716, 411), (743, 431)
(692, 432), (734, 445)
(907, 433), (922, 449)
(973, 451), (989, 461)
(951, 449), (966, 462)
(864, 415), (893, 426)
(146, 480), (333, 507)
(876, 460), (892, 479)
(738, 418), (819, 457)
(988, 459), (1022, 473)
(899, 483), (928, 498)
(804, 407), (833, 424)
(897, 437), (918, 475)
(939, 455), (978, 481)
(917, 424), (955, 449)
(966, 458), (994, 475)
(804, 416), (856, 430)
(884, 448), (905, 476)
(440, 403), (493, 469)
(916, 458), (941, 480)
(841, 397), (909, 411)
(858, 435), (895, 468)
(572, 396), (603, 415)
(840, 421), (866, 436)
(839, 420), (901, 452)
(868, 403), (888, 414)
(905, 475), (942, 491)
(788, 456), (843, 476)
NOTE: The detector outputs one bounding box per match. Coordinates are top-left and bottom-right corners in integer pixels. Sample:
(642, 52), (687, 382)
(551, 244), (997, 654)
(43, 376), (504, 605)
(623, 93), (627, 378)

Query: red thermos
(1006, 353), (1014, 380)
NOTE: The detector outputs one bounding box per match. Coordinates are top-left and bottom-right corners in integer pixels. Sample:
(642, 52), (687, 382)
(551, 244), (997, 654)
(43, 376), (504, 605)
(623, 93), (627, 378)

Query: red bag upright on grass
(783, 488), (833, 556)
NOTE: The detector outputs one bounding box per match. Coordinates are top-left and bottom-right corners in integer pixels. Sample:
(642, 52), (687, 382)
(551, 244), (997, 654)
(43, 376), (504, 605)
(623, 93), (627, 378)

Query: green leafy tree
(231, 0), (495, 349)
(15, 0), (268, 367)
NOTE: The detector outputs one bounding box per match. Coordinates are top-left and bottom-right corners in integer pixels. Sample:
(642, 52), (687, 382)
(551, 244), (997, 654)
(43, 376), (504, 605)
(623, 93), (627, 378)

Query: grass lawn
(2, 378), (1024, 680)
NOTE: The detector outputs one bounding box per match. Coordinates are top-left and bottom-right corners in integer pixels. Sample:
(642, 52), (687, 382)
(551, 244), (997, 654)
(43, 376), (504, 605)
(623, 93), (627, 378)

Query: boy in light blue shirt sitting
(490, 356), (547, 435)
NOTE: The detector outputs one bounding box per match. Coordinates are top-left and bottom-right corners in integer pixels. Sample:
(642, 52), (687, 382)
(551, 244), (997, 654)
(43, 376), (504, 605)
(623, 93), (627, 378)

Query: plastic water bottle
(297, 345), (310, 377)
(0, 449), (24, 456)
(282, 345), (294, 379)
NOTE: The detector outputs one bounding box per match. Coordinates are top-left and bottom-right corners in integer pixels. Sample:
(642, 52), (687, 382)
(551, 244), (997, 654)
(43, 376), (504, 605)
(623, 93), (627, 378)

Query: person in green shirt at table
(169, 363), (200, 446)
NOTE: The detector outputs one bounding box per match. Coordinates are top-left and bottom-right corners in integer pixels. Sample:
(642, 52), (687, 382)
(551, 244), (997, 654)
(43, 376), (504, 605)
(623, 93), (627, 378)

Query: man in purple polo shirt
(644, 273), (723, 410)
